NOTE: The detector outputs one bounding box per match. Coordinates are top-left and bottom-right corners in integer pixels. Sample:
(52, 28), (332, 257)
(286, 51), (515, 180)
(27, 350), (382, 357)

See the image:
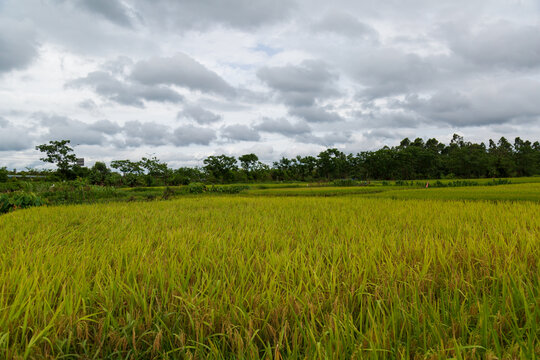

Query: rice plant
(0, 197), (538, 359)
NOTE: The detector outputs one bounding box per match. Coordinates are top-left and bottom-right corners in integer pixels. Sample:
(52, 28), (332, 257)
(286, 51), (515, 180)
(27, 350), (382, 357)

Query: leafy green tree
(250, 161), (271, 181)
(88, 162), (111, 185)
(110, 160), (143, 176)
(170, 167), (205, 185)
(140, 157), (169, 177)
(35, 140), (77, 179)
(0, 167), (8, 183)
(203, 155), (238, 183)
(513, 137), (538, 176)
(239, 153), (259, 172)
(296, 155), (317, 181)
(488, 137), (515, 177)
(317, 148), (348, 179)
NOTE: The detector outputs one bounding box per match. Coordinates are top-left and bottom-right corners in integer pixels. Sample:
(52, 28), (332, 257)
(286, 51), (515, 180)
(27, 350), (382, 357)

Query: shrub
(332, 179), (357, 187)
(186, 183), (206, 194)
(207, 185), (249, 194)
(0, 192), (43, 214)
(0, 167), (8, 183)
(162, 186), (177, 200)
(487, 178), (511, 186)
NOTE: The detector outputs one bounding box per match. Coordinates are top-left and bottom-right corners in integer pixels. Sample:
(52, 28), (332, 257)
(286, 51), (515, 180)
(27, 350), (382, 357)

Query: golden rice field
(0, 196), (539, 359)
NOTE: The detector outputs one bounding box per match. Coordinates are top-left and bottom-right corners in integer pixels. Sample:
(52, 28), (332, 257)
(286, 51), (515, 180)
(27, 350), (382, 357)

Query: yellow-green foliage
(370, 183), (540, 202)
(0, 197), (539, 359)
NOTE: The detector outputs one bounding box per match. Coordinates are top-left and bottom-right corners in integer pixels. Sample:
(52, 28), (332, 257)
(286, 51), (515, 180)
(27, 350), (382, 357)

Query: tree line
(1, 134), (538, 185)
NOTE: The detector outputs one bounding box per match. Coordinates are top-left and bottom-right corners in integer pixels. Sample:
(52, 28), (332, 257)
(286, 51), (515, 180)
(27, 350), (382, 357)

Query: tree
(140, 157), (169, 177)
(239, 153), (263, 181)
(110, 160), (143, 176)
(203, 155), (238, 183)
(239, 153), (259, 172)
(317, 148), (347, 180)
(514, 137), (537, 176)
(297, 155), (317, 181)
(88, 162), (110, 185)
(0, 167), (8, 183)
(35, 140), (77, 179)
(488, 137), (515, 177)
(272, 157), (294, 181)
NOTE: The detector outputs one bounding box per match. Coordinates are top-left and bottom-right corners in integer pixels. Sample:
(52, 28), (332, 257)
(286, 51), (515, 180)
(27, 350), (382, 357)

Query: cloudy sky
(1, 0), (540, 169)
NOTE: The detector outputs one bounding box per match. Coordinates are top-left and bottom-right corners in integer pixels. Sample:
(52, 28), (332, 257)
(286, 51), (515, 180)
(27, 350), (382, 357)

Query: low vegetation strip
(0, 197), (538, 359)
(369, 182), (540, 202)
(245, 186), (385, 197)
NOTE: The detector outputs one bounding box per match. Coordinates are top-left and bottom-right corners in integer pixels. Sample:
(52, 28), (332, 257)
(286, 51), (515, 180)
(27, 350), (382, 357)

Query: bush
(487, 178), (511, 186)
(185, 183), (206, 194)
(162, 186), (176, 200)
(0, 192), (43, 214)
(332, 179), (357, 187)
(207, 185), (249, 194)
(0, 167), (8, 183)
(181, 183), (249, 195)
(105, 173), (123, 187)
(123, 174), (144, 187)
(41, 183), (122, 205)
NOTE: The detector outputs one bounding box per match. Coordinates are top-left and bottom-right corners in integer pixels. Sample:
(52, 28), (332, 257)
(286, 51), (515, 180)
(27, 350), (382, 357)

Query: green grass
(0, 196), (538, 359)
(368, 183), (540, 202)
(246, 186), (384, 196)
(245, 182), (540, 202)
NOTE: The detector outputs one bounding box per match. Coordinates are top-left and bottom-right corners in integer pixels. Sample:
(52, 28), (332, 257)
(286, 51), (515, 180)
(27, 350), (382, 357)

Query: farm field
(0, 193), (539, 359)
(369, 183), (540, 202)
(245, 182), (540, 202)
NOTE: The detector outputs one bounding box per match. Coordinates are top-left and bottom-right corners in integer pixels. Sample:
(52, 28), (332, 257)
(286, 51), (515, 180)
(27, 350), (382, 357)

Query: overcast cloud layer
(1, 0), (539, 168)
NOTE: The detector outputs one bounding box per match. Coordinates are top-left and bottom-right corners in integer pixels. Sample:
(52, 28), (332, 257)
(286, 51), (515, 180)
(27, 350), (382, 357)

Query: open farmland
(0, 195), (539, 359)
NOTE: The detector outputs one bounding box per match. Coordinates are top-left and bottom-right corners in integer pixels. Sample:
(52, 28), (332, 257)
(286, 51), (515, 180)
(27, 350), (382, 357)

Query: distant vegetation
(2, 134), (539, 186)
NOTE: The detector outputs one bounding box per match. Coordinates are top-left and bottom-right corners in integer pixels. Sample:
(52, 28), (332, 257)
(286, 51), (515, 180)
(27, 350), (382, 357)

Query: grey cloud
(321, 131), (352, 145)
(400, 79), (540, 126)
(358, 110), (422, 129)
(311, 12), (378, 40)
(350, 49), (438, 99)
(131, 54), (235, 97)
(78, 99), (99, 111)
(123, 120), (170, 146)
(255, 117), (311, 136)
(77, 0), (134, 27)
(89, 119), (123, 134)
(446, 21), (540, 70)
(221, 124), (260, 141)
(178, 105), (222, 124)
(68, 71), (183, 107)
(364, 129), (403, 140)
(0, 118), (34, 151)
(78, 99), (105, 117)
(172, 125), (216, 146)
(257, 60), (339, 106)
(131, 0), (295, 30)
(296, 131), (352, 146)
(103, 56), (134, 75)
(38, 114), (109, 145)
(0, 19), (38, 73)
(289, 106), (344, 123)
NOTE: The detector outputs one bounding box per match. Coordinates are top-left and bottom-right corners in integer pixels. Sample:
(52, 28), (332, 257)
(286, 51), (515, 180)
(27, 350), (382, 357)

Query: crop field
(244, 182), (540, 202)
(1, 191), (539, 359)
(369, 183), (540, 202)
(246, 186), (385, 197)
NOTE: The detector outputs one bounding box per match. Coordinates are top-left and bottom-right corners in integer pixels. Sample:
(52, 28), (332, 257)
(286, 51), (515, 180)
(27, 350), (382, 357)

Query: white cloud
(1, 0), (540, 168)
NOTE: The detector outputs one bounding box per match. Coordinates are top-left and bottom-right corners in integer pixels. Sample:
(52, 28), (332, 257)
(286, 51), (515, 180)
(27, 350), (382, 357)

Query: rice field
(0, 195), (539, 359)
(368, 183), (540, 202)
